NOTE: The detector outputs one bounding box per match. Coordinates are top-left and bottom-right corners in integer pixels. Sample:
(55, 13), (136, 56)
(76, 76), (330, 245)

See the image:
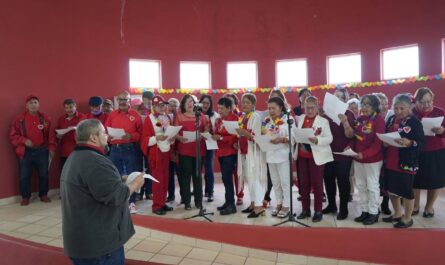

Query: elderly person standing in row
(61, 119), (144, 265)
(341, 94), (385, 225)
(412, 87), (445, 218)
(10, 95), (56, 206)
(295, 96), (333, 222)
(382, 94), (425, 228)
(105, 90), (143, 214)
(166, 97), (180, 203)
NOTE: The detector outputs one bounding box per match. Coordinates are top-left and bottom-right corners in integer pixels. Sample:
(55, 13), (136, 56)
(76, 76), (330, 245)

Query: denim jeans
(218, 154), (237, 206)
(70, 246), (124, 265)
(168, 161), (179, 200)
(18, 147), (49, 198)
(204, 149), (215, 195)
(109, 144), (142, 203)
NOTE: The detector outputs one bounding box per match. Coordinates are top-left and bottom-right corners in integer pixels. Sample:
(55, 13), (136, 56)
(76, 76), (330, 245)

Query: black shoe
(207, 194), (214, 202)
(297, 210), (311, 219)
(354, 212), (369, 222)
(381, 197), (392, 215)
(363, 213), (379, 225)
(217, 203), (227, 211)
(336, 211), (348, 220)
(312, 212), (323, 222)
(382, 216), (402, 223)
(412, 209), (419, 216)
(185, 203), (192, 210)
(247, 210), (265, 218)
(166, 197), (175, 203)
(394, 219), (413, 228)
(423, 210), (434, 218)
(297, 196), (302, 201)
(153, 208), (166, 215)
(321, 206), (337, 214)
(241, 206), (254, 213)
(220, 205), (237, 215)
(348, 195), (353, 202)
(163, 205), (174, 211)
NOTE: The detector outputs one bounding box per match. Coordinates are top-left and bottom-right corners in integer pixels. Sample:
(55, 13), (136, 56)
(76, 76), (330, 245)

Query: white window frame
(275, 58), (308, 87)
(326, 53), (362, 84)
(129, 59), (162, 88)
(381, 44), (419, 80)
(179, 61), (212, 89)
(227, 61), (258, 89)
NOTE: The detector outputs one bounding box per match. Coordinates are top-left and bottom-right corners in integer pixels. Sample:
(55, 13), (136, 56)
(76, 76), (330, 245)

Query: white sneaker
(129, 203), (138, 214)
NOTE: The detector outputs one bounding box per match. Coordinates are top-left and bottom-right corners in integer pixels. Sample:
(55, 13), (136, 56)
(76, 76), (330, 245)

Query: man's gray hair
(76, 119), (103, 143)
(392, 93), (412, 109)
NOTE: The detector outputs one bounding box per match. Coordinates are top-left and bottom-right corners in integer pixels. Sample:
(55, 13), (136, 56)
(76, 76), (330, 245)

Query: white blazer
(293, 114), (334, 166)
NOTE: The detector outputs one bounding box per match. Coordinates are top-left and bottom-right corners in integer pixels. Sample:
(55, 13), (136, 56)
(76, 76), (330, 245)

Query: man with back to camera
(60, 119), (144, 265)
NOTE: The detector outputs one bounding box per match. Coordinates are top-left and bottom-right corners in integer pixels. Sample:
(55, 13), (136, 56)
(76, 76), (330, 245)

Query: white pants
(268, 161), (290, 207)
(353, 160), (383, 215)
(241, 154), (265, 206)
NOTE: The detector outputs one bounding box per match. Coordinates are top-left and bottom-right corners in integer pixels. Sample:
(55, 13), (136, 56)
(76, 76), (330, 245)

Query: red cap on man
(152, 96), (169, 105)
(25, 95), (39, 103)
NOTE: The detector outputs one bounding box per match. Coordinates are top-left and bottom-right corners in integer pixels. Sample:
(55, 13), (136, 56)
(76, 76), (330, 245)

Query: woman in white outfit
(236, 93), (267, 218)
(261, 97), (294, 218)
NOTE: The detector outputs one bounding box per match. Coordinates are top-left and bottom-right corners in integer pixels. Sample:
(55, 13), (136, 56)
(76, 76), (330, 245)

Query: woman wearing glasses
(412, 87), (445, 218)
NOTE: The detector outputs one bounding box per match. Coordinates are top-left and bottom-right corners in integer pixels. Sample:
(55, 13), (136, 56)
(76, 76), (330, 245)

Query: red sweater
(351, 114), (385, 163)
(412, 106), (445, 152)
(215, 112), (238, 158)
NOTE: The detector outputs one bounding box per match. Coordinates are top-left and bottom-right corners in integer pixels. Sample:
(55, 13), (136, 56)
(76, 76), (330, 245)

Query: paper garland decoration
(129, 73), (445, 95)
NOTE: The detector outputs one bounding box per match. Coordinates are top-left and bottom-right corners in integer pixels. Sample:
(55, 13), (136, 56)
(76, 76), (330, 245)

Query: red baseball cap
(25, 95), (39, 103)
(152, 96), (169, 105)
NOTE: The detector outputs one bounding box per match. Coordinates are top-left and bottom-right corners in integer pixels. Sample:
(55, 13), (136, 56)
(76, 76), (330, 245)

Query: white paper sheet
(56, 126), (76, 135)
(292, 128), (314, 144)
(422, 117), (444, 136)
(333, 149), (358, 157)
(164, 126), (182, 140)
(377, 132), (403, 147)
(323, 92), (349, 125)
(127, 172), (160, 193)
(107, 127), (126, 139)
(222, 120), (240, 135)
(255, 134), (285, 152)
(183, 131), (197, 143)
(201, 132), (218, 150)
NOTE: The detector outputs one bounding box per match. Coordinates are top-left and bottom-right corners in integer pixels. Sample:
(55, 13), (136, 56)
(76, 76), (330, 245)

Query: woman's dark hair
(199, 95), (215, 117)
(298, 88), (312, 102)
(224, 93), (239, 106)
(180, 94), (196, 113)
(218, 97), (233, 109)
(335, 88), (350, 102)
(268, 97), (286, 113)
(241, 93), (257, 106)
(63, 99), (76, 106)
(414, 87), (434, 102)
(361, 94), (381, 114)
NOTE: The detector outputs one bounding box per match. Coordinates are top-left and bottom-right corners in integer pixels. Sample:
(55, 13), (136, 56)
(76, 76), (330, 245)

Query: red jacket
(10, 111), (56, 159)
(56, 112), (87, 158)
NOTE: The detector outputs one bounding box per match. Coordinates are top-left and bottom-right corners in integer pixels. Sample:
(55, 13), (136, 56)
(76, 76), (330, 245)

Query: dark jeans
(204, 149), (215, 195)
(140, 156), (152, 198)
(18, 147), (49, 198)
(178, 155), (203, 206)
(71, 246), (124, 265)
(168, 161), (179, 200)
(109, 144), (142, 203)
(218, 154), (237, 206)
(324, 160), (352, 213)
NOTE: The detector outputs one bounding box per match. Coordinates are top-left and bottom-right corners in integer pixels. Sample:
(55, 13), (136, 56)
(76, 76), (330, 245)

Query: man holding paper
(56, 99), (86, 170)
(105, 91), (143, 214)
(140, 96), (176, 215)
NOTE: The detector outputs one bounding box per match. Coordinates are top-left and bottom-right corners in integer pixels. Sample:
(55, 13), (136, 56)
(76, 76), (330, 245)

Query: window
(381, 44), (419, 80)
(129, 59), (161, 88)
(327, 53), (362, 84)
(227, 62), (258, 88)
(276, 59), (308, 87)
(180, 62), (211, 89)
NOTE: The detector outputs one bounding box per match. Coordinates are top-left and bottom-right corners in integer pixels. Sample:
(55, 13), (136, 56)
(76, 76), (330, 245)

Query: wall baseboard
(0, 189), (60, 206)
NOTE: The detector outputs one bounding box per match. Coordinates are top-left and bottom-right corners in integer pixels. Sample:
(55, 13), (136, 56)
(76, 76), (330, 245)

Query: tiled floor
(1, 179), (444, 265)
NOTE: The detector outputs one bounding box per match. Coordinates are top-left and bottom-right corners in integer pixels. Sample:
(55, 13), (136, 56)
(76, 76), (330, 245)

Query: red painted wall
(1, 0), (444, 198)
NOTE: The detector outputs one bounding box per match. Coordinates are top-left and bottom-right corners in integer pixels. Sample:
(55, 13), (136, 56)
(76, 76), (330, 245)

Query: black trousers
(178, 155), (203, 206)
(323, 159), (352, 213)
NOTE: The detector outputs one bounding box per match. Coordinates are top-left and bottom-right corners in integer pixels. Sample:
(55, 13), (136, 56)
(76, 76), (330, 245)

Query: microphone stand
(273, 111), (310, 227)
(184, 106), (214, 222)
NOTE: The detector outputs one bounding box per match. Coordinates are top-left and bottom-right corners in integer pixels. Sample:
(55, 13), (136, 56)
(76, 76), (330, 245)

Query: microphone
(193, 103), (203, 108)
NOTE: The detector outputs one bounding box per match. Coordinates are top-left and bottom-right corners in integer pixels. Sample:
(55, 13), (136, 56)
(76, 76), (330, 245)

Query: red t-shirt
(215, 112), (239, 157)
(57, 112), (86, 158)
(105, 108), (142, 144)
